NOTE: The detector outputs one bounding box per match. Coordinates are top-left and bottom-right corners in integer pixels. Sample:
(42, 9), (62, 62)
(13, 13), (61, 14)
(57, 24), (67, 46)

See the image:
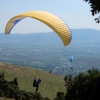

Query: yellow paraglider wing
(5, 11), (72, 46)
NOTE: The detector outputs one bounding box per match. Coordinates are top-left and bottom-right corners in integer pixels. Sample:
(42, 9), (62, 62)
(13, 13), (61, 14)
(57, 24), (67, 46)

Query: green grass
(0, 63), (66, 100)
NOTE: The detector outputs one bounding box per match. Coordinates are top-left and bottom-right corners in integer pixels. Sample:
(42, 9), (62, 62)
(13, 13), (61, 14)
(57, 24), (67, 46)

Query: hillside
(0, 63), (66, 100)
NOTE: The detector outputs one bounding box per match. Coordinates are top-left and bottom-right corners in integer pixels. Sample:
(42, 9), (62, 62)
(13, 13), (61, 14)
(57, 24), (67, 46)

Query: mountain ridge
(1, 28), (100, 42)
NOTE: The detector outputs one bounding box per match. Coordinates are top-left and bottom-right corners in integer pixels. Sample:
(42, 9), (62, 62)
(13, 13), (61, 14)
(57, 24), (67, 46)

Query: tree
(88, 76), (100, 100)
(64, 68), (100, 100)
(54, 68), (100, 100)
(84, 0), (100, 23)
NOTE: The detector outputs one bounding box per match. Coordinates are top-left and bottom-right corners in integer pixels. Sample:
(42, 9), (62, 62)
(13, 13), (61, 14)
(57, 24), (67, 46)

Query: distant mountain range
(0, 28), (100, 44)
(71, 28), (100, 41)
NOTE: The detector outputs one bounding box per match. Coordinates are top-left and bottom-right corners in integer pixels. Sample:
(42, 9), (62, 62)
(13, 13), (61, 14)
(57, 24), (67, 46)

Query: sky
(1, 0), (100, 33)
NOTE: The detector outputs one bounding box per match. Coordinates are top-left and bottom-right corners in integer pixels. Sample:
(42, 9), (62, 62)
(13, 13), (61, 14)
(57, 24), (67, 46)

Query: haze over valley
(0, 28), (100, 76)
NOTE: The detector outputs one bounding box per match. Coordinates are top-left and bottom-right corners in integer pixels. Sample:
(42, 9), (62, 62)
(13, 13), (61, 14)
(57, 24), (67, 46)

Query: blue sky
(1, 0), (100, 33)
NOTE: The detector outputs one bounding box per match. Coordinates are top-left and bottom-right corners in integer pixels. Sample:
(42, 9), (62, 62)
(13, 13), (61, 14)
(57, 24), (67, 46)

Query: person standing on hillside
(33, 78), (41, 92)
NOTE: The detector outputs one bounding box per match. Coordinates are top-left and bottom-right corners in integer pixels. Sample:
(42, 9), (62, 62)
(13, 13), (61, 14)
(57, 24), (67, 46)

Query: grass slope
(0, 63), (66, 100)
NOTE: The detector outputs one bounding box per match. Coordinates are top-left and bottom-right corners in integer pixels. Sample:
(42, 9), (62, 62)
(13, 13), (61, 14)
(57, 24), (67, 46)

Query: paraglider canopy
(69, 56), (73, 62)
(4, 11), (72, 46)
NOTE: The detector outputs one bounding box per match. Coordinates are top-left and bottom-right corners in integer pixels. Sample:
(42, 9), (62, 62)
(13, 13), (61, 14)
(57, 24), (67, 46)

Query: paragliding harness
(33, 79), (41, 87)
